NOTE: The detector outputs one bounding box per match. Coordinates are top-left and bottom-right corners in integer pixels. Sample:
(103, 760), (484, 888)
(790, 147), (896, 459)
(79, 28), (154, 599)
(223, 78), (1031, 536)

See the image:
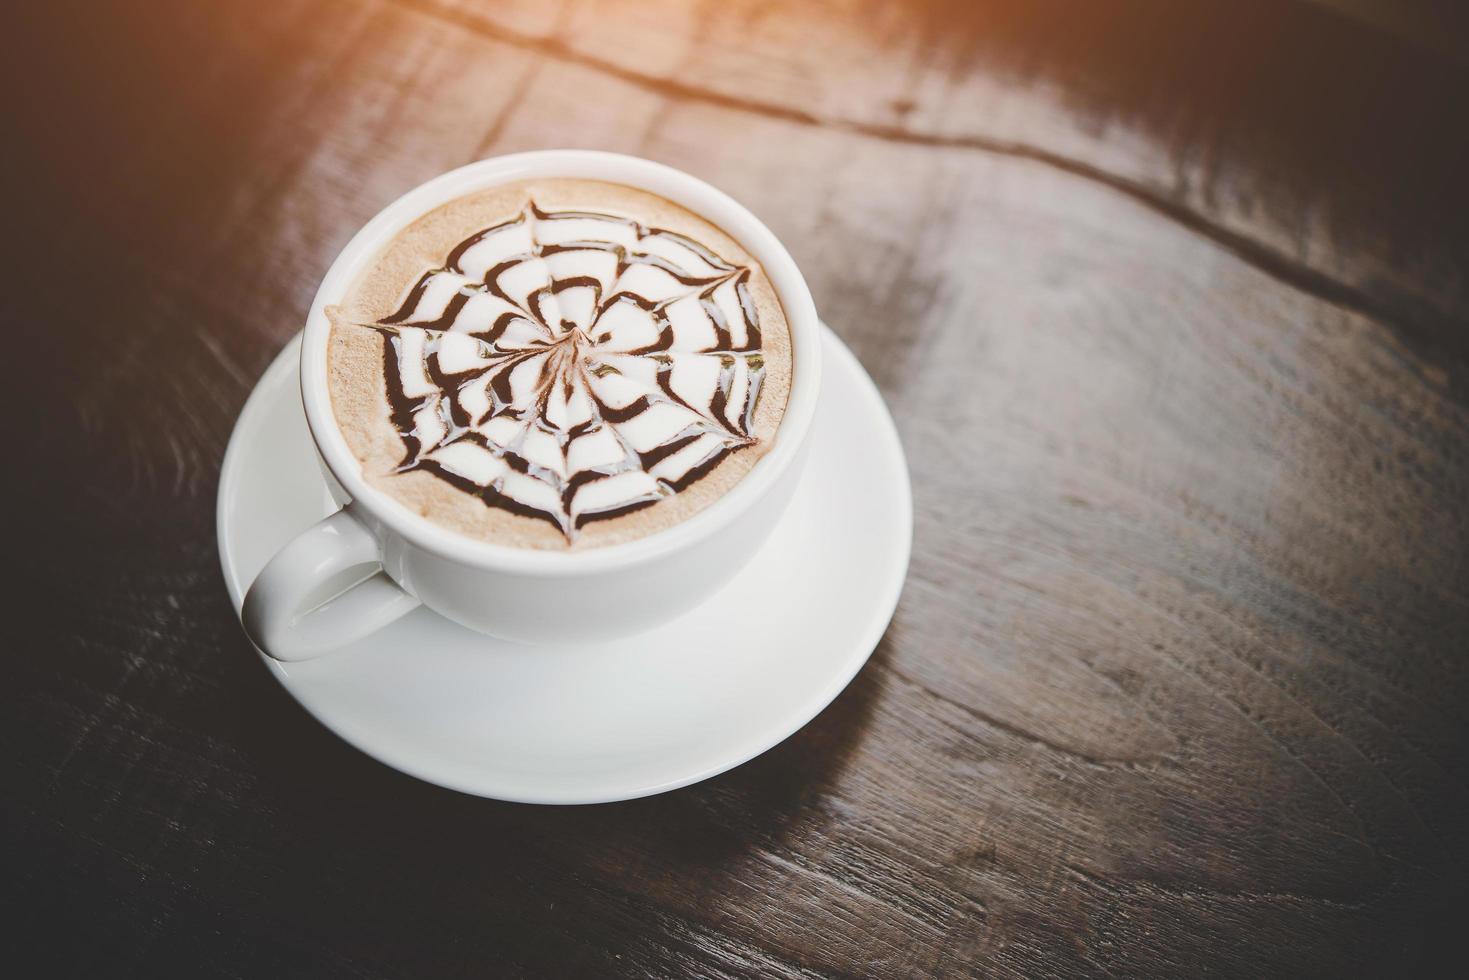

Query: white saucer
(217, 325), (911, 804)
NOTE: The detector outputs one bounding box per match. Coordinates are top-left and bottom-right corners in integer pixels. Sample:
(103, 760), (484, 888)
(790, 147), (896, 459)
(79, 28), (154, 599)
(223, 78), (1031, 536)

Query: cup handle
(242, 505), (421, 662)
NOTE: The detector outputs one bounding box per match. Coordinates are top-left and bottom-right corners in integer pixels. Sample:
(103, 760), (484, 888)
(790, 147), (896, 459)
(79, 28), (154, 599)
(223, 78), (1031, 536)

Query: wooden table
(7, 1), (1467, 975)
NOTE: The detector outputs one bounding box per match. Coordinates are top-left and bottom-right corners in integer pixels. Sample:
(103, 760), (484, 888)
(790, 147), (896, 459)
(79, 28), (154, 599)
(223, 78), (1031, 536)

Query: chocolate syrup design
(364, 202), (769, 540)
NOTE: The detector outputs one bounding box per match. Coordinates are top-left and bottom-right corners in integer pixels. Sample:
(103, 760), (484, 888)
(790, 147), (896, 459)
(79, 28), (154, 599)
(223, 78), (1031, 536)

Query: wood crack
(388, 0), (1464, 349)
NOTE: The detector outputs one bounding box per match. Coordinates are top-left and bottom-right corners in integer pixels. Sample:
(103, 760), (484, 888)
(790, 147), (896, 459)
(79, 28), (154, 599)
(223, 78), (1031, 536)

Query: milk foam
(358, 201), (771, 540)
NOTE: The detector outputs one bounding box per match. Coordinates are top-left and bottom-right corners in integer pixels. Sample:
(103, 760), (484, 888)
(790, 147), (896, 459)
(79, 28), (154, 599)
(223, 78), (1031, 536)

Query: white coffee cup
(241, 151), (821, 661)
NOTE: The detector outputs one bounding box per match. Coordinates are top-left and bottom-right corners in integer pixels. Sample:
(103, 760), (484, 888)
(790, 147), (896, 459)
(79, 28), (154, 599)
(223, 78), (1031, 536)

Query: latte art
(330, 186), (790, 546)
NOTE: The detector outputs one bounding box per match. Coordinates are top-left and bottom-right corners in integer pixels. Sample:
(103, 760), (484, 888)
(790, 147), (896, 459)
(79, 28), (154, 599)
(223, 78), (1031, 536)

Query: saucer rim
(217, 324), (911, 804)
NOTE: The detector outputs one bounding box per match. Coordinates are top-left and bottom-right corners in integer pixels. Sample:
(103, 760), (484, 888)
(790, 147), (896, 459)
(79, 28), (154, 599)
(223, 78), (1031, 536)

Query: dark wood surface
(6, 1), (1468, 976)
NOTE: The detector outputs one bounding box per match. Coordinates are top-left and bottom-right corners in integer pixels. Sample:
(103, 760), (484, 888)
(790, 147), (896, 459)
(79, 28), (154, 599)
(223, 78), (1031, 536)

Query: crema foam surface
(327, 179), (792, 550)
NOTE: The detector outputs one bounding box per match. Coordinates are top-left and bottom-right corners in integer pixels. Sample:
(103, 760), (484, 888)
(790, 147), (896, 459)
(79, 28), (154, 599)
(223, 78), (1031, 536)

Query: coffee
(326, 179), (793, 550)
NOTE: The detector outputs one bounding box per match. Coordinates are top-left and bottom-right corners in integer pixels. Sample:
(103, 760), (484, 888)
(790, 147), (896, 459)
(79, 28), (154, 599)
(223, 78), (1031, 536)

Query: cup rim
(299, 151), (821, 575)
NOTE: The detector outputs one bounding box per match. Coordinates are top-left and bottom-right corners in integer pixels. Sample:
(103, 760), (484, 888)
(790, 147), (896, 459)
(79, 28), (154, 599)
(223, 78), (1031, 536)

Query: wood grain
(4, 1), (1467, 976)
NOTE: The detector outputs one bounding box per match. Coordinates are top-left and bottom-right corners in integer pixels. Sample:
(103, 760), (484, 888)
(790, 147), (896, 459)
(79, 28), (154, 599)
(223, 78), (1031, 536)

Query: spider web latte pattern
(364, 201), (770, 541)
